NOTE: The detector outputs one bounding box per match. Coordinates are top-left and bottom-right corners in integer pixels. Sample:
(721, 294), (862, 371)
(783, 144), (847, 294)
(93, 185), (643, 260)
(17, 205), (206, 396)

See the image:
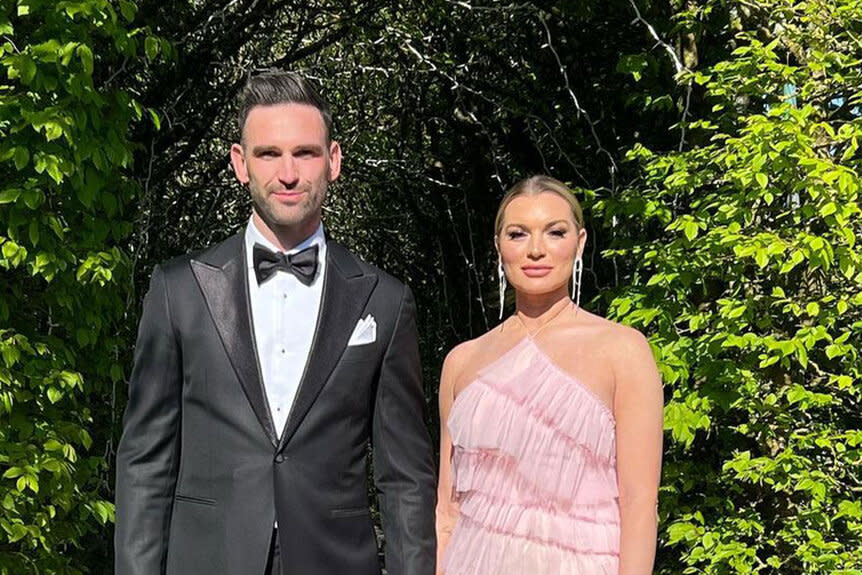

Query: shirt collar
(245, 216), (326, 269)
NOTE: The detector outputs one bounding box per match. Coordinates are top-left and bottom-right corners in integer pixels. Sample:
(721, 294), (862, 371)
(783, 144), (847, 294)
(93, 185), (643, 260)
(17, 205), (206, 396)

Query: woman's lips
(521, 266), (553, 278)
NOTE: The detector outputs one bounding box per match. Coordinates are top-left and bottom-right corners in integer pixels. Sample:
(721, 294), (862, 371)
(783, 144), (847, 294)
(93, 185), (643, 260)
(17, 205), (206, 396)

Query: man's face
(230, 103), (341, 235)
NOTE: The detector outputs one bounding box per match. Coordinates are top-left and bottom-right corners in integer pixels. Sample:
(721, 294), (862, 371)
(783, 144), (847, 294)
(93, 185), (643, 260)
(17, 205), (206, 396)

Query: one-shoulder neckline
(451, 335), (616, 426)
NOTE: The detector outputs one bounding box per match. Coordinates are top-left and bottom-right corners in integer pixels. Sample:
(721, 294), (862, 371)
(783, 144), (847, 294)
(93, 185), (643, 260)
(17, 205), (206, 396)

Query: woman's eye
(507, 231), (526, 239)
(549, 229), (567, 237)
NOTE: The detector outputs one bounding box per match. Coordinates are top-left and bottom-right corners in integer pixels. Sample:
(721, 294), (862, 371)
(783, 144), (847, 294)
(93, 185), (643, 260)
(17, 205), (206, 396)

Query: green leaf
(46, 387), (63, 403)
(8, 524), (27, 542)
(44, 439), (63, 451)
(787, 385), (807, 405)
(616, 54), (648, 81)
(47, 215), (65, 238)
(149, 108), (161, 130)
(77, 44), (94, 75)
(820, 202), (838, 217)
(13, 147), (29, 170)
(2, 466), (24, 479)
(683, 221), (699, 241)
(80, 429), (92, 450)
(43, 120), (63, 141)
(22, 189), (42, 209)
(825, 344), (844, 360)
(47, 161), (63, 184)
(2, 240), (26, 266)
(755, 173), (768, 189)
(28, 219), (39, 247)
(145, 36), (159, 61)
(19, 57), (36, 84)
(780, 250), (805, 274)
(0, 188), (21, 204)
(118, 0), (136, 22)
(796, 344), (809, 368)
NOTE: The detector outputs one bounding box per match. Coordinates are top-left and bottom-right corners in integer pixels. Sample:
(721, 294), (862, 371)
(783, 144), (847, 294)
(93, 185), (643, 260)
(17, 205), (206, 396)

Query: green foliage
(4, 0), (860, 572)
(0, 1), (160, 572)
(597, 1), (862, 572)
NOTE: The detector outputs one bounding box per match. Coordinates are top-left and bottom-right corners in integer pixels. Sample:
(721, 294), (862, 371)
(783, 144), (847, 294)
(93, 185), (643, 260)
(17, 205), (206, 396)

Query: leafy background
(0, 0), (859, 573)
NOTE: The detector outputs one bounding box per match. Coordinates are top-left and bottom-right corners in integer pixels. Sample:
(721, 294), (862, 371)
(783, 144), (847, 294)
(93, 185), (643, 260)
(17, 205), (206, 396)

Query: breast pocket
(340, 342), (382, 365)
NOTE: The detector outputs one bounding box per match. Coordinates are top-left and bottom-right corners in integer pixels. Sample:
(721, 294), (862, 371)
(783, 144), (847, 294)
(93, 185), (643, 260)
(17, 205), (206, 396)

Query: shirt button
(280, 348), (286, 355)
(275, 454), (285, 463)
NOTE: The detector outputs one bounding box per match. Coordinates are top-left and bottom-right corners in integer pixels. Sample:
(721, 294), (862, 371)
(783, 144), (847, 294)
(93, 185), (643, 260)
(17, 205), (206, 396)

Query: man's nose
(276, 157), (299, 186)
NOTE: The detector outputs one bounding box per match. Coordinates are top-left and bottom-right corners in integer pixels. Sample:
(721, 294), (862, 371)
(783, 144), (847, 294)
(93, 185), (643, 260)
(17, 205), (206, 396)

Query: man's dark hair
(237, 71), (333, 142)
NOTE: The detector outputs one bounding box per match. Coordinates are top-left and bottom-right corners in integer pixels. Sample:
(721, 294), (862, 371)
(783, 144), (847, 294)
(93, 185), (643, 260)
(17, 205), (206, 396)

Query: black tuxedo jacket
(114, 233), (436, 575)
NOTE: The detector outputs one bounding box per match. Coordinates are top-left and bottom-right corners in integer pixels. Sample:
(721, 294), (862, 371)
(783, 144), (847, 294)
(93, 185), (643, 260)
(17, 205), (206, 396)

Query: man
(115, 71), (436, 575)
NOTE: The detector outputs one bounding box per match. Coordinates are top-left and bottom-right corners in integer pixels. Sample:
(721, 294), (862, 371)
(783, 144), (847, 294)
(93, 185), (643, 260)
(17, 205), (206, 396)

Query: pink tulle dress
(443, 336), (619, 574)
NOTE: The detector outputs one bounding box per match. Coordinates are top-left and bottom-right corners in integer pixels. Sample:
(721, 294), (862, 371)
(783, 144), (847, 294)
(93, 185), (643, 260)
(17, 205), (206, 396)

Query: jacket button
(275, 454), (285, 463)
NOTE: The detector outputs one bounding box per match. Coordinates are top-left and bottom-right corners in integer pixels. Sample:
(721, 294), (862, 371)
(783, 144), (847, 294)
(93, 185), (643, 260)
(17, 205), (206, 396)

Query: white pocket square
(347, 314), (377, 346)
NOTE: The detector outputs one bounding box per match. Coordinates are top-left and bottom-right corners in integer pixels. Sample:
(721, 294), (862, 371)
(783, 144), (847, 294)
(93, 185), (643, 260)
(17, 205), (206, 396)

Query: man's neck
(252, 212), (321, 252)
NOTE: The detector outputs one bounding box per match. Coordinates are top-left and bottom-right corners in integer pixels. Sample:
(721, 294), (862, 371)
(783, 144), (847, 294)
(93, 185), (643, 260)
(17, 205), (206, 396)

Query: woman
(436, 176), (663, 575)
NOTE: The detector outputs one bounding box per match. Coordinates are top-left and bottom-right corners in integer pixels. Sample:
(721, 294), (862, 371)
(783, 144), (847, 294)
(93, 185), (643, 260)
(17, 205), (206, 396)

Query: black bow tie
(252, 243), (319, 286)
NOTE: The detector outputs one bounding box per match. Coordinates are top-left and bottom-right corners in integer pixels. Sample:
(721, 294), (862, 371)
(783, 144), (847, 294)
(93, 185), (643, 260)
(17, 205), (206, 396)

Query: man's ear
(327, 140), (342, 182)
(230, 143), (249, 184)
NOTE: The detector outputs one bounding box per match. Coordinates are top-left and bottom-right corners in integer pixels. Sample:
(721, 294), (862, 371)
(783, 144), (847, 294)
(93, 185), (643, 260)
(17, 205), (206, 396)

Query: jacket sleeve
(115, 265), (183, 575)
(372, 285), (437, 575)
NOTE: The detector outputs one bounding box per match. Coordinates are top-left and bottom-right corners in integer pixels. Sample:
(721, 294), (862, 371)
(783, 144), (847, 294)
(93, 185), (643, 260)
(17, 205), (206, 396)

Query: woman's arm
(613, 328), (664, 575)
(435, 345), (467, 574)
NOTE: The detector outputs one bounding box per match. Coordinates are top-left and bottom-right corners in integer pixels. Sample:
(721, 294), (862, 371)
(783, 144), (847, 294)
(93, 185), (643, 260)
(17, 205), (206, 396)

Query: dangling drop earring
(571, 256), (583, 308)
(498, 257), (507, 320)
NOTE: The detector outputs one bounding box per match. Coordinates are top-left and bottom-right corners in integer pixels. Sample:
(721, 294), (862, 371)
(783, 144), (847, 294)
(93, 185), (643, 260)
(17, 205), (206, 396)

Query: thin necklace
(514, 300), (573, 339)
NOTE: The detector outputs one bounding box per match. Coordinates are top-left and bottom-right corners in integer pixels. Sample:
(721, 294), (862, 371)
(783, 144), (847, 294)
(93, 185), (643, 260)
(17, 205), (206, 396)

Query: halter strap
(513, 300), (574, 339)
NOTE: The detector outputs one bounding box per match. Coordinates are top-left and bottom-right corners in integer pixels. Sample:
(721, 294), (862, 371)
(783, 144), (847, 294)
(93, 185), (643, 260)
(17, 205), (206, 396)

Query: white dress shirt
(245, 217), (326, 438)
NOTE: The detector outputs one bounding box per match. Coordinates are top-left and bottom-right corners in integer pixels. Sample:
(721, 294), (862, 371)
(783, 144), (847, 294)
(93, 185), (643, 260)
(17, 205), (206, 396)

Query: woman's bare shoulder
(573, 309), (650, 347)
(558, 309), (654, 370)
(443, 337), (481, 372)
(588, 313), (658, 384)
(442, 325), (519, 394)
(439, 335), (483, 398)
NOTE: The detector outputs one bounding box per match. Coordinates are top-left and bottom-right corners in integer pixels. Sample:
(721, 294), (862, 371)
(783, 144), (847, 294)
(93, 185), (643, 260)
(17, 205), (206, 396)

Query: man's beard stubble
(250, 177), (328, 231)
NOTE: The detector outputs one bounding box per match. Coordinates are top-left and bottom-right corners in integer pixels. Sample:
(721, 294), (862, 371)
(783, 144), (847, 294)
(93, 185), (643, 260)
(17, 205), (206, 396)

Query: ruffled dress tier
(443, 336), (619, 575)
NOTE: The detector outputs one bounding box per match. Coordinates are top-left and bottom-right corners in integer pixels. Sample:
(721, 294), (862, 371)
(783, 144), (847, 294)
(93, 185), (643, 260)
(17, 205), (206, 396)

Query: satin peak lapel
(191, 241), (278, 446)
(278, 243), (377, 449)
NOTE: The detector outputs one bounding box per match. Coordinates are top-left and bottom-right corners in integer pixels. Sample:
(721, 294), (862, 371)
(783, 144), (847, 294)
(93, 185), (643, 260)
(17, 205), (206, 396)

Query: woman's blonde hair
(494, 175), (584, 237)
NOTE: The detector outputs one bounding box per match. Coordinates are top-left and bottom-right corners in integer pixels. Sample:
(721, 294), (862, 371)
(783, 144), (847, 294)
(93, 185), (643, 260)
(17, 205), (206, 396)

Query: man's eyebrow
(251, 145), (280, 155)
(294, 144), (325, 153)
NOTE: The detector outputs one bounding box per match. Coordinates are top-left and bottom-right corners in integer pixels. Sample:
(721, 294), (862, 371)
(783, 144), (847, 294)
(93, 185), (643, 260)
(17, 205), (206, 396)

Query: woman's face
(497, 192), (585, 297)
